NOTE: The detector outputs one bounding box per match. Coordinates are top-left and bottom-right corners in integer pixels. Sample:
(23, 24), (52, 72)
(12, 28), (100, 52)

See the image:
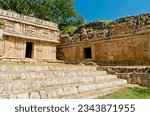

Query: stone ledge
(97, 66), (150, 87)
(3, 31), (59, 43)
(0, 9), (58, 30)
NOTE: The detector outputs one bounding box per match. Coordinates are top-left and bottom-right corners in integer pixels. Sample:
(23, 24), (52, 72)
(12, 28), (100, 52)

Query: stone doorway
(25, 42), (33, 58)
(84, 47), (92, 59)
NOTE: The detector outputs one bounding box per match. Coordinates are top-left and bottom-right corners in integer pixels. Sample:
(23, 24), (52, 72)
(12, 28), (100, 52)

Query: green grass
(99, 87), (150, 99)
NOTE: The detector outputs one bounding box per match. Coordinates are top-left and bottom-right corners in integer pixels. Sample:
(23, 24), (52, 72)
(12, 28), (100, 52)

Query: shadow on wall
(56, 48), (65, 60)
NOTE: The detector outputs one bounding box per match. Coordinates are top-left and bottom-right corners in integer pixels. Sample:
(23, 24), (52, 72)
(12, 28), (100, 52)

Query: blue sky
(73, 0), (150, 21)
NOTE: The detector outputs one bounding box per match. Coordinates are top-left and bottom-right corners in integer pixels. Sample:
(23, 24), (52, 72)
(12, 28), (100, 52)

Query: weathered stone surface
(9, 94), (17, 99)
(63, 87), (78, 95)
(0, 25), (3, 57)
(0, 95), (9, 99)
(136, 76), (142, 85)
(98, 66), (150, 87)
(30, 92), (41, 99)
(17, 93), (29, 99)
(78, 84), (98, 93)
(131, 76), (137, 84)
(48, 89), (58, 98)
(0, 9), (59, 62)
(0, 65), (128, 99)
(59, 13), (150, 66)
(40, 91), (48, 99)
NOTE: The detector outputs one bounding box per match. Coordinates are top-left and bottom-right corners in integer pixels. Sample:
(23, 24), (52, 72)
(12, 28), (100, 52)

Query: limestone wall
(58, 36), (150, 65)
(2, 35), (56, 62)
(0, 65), (127, 99)
(0, 9), (60, 62)
(58, 14), (150, 65)
(97, 66), (150, 87)
(0, 9), (60, 43)
(93, 36), (149, 62)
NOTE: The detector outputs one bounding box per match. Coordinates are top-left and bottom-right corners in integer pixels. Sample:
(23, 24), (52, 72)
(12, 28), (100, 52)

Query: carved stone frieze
(25, 25), (36, 35)
(4, 20), (14, 32)
(0, 9), (59, 62)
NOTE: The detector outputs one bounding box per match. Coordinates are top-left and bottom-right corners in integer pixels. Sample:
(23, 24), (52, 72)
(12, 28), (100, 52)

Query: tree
(0, 0), (84, 34)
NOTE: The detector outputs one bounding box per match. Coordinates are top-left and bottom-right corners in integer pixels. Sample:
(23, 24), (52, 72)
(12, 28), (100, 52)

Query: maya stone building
(0, 9), (59, 62)
(58, 14), (150, 65)
(1, 9), (150, 66)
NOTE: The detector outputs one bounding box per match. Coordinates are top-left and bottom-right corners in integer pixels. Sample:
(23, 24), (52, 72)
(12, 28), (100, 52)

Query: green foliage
(141, 15), (149, 21)
(0, 0), (84, 34)
(103, 20), (113, 26)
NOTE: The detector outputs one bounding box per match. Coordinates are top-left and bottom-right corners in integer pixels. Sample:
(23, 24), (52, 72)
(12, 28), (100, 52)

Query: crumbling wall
(58, 13), (150, 65)
(97, 66), (150, 87)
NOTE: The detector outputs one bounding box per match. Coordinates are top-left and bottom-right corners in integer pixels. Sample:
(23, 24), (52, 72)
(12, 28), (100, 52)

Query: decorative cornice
(0, 9), (59, 31)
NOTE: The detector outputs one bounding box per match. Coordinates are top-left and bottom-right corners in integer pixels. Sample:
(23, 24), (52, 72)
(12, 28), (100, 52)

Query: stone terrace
(0, 64), (128, 99)
(97, 66), (150, 87)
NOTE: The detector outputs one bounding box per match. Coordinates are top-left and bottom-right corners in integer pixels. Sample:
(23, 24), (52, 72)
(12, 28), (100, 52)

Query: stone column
(0, 24), (4, 59)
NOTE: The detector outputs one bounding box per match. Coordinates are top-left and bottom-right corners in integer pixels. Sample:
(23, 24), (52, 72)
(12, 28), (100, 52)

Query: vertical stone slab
(92, 45), (95, 61)
(0, 22), (4, 59)
(52, 45), (57, 61)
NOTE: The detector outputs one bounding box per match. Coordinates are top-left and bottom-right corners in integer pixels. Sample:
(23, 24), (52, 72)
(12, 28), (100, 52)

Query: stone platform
(97, 66), (150, 87)
(0, 64), (128, 99)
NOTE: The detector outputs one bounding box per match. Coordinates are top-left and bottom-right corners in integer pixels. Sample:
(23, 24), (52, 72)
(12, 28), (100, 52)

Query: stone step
(0, 79), (127, 99)
(0, 75), (118, 92)
(0, 71), (107, 81)
(0, 65), (97, 72)
(0, 65), (128, 99)
(61, 84), (130, 99)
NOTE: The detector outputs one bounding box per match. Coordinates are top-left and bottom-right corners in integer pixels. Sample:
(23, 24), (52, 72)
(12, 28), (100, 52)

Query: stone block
(136, 76), (142, 85)
(0, 66), (8, 71)
(63, 87), (78, 95)
(9, 94), (17, 99)
(56, 88), (64, 96)
(48, 89), (58, 98)
(131, 76), (137, 84)
(17, 93), (29, 99)
(0, 95), (9, 99)
(30, 92), (41, 99)
(35, 66), (44, 71)
(127, 77), (132, 84)
(78, 84), (97, 93)
(40, 91), (48, 99)
(43, 66), (49, 71)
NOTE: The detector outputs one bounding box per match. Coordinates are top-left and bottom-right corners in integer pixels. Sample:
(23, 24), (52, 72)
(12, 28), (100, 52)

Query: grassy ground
(99, 87), (150, 99)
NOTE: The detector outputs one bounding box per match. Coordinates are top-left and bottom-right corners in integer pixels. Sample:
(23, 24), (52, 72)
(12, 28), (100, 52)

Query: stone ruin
(0, 9), (59, 63)
(0, 10), (150, 99)
(58, 13), (150, 66)
(1, 8), (150, 66)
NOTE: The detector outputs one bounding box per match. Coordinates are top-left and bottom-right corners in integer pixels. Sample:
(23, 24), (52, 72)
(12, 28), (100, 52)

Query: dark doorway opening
(84, 47), (92, 59)
(25, 42), (33, 58)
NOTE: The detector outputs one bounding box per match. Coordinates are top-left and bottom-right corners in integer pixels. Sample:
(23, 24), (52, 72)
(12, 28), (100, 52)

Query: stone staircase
(0, 64), (128, 99)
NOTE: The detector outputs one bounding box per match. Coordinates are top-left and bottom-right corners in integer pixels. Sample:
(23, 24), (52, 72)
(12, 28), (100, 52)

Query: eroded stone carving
(59, 13), (150, 66)
(0, 9), (60, 62)
(25, 25), (36, 35)
(81, 28), (88, 41)
(60, 13), (150, 45)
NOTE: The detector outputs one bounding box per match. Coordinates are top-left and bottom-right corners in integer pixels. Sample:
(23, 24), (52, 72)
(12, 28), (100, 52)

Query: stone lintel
(3, 31), (60, 44)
